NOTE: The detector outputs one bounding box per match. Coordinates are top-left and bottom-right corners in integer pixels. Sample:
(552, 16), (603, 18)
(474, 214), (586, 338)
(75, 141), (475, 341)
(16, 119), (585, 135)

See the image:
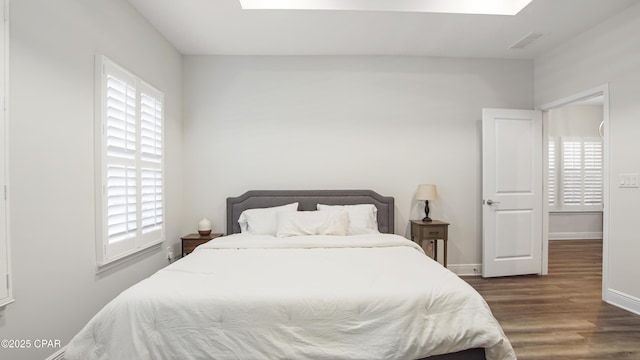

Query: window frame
(94, 55), (165, 268)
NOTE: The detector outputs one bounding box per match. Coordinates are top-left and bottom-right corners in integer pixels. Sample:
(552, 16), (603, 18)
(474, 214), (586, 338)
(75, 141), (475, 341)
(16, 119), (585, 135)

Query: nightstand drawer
(423, 228), (445, 239)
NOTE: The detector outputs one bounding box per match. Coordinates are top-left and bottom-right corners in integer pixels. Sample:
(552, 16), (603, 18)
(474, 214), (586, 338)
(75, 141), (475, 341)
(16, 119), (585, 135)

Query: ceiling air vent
(510, 32), (544, 49)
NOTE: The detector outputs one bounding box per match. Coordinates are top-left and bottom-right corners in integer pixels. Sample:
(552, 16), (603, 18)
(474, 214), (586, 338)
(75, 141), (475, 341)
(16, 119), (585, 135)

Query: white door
(482, 108), (542, 278)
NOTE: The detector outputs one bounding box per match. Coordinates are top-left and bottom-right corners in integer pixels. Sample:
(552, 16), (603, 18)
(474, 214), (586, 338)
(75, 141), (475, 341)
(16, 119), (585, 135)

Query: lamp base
(423, 200), (433, 222)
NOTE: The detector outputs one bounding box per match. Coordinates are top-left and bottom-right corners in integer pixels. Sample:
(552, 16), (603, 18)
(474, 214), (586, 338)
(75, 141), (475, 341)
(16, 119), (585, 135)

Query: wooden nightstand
(410, 220), (450, 267)
(181, 233), (223, 256)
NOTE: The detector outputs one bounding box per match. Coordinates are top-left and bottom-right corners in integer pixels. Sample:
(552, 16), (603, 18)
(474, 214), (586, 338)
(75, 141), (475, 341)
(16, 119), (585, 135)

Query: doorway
(540, 85), (609, 301)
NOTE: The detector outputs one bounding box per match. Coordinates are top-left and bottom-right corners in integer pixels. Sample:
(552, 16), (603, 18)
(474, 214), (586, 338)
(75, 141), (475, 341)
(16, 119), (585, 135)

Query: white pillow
(238, 202), (298, 235)
(316, 204), (380, 235)
(276, 210), (349, 238)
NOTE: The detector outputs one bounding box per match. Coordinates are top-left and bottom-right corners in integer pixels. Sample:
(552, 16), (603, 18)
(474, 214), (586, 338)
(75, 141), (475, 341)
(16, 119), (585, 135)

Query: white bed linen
(65, 233), (515, 360)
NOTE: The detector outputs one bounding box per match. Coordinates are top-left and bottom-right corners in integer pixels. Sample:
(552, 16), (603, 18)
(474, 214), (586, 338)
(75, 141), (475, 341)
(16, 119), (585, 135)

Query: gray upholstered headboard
(226, 190), (395, 235)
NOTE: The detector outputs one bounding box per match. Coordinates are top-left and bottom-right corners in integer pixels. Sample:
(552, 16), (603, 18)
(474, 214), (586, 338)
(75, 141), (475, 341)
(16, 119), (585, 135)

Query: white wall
(548, 104), (602, 137)
(548, 105), (603, 240)
(0, 1), (182, 359)
(548, 212), (602, 240)
(535, 2), (640, 311)
(182, 55), (533, 272)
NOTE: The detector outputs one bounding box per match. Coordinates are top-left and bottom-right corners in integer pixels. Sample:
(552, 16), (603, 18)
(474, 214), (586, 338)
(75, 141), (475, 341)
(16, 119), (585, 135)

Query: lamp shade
(416, 184), (438, 201)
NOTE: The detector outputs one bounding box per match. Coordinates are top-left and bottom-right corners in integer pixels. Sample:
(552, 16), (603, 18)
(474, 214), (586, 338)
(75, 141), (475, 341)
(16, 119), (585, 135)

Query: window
(548, 136), (602, 211)
(95, 56), (164, 266)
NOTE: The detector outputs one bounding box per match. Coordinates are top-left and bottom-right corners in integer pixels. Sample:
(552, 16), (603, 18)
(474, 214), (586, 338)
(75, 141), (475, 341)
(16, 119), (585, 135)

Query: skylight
(238, 0), (533, 15)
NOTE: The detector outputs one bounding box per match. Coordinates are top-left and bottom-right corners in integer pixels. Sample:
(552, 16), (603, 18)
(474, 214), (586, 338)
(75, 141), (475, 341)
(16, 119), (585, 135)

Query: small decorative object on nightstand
(198, 218), (212, 236)
(181, 232), (223, 257)
(410, 220), (449, 267)
(416, 184), (438, 222)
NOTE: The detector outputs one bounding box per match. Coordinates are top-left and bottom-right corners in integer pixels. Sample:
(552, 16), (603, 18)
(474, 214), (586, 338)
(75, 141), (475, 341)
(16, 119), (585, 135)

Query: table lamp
(198, 218), (212, 236)
(416, 184), (438, 222)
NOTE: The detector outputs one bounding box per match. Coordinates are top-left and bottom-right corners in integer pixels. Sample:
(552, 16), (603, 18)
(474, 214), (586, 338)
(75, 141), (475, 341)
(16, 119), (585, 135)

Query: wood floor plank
(462, 240), (640, 360)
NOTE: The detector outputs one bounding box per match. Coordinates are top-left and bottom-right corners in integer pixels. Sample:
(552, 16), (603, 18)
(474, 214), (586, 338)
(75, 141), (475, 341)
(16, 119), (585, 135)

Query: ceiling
(127, 0), (639, 59)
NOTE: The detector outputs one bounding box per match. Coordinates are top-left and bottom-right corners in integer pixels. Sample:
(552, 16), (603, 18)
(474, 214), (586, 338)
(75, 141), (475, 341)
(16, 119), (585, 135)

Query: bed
(65, 190), (515, 360)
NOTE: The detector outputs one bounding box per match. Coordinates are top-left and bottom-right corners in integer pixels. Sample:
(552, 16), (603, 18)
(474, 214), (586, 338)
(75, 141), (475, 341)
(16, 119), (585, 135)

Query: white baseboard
(607, 289), (640, 316)
(549, 231), (603, 240)
(45, 347), (65, 360)
(447, 264), (482, 276)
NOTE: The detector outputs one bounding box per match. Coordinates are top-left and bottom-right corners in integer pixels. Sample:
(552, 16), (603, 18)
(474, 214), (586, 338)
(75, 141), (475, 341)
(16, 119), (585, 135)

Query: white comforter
(65, 234), (515, 360)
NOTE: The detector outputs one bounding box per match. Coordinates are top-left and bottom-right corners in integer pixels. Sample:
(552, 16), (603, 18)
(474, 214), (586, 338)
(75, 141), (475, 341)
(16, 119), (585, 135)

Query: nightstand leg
(444, 241), (447, 268)
(434, 241), (438, 263)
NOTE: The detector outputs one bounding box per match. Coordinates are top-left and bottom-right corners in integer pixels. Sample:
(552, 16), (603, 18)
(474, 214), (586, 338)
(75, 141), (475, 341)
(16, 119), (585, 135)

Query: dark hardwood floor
(463, 240), (640, 359)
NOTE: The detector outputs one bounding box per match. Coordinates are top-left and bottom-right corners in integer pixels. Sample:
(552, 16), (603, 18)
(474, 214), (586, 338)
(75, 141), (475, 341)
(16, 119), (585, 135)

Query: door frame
(538, 84), (609, 301)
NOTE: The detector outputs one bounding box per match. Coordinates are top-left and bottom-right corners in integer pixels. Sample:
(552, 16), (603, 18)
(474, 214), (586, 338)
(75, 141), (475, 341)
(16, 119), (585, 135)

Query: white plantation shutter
(562, 139), (582, 207)
(141, 168), (162, 231)
(106, 74), (136, 160)
(97, 56), (164, 265)
(584, 139), (603, 207)
(105, 68), (137, 249)
(140, 92), (162, 163)
(139, 87), (163, 244)
(106, 165), (137, 243)
(553, 136), (602, 211)
(548, 137), (556, 209)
